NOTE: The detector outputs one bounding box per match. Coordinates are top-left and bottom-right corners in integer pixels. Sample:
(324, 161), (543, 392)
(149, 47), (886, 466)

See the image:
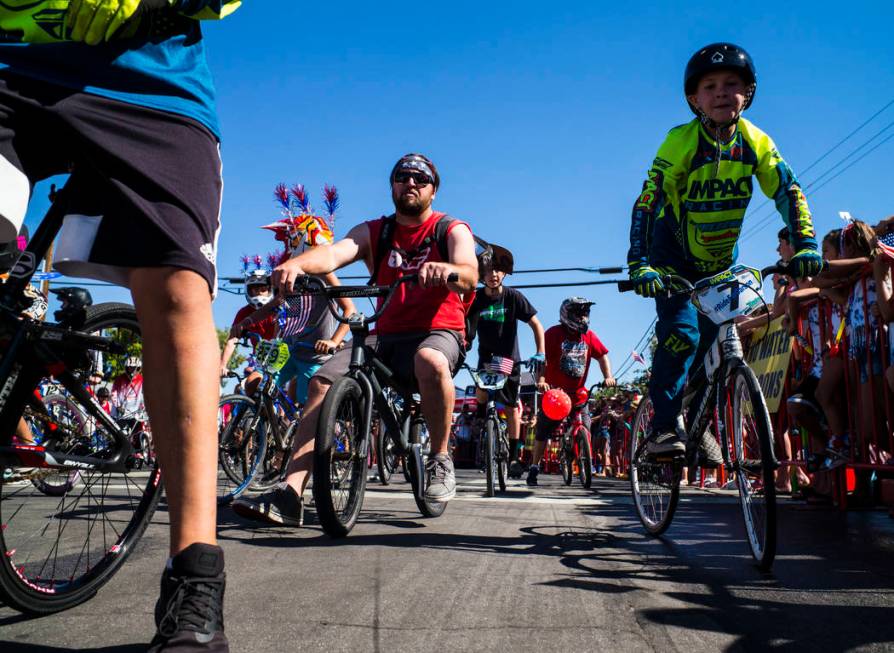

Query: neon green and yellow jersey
(627, 117), (817, 278)
(0, 1), (241, 138)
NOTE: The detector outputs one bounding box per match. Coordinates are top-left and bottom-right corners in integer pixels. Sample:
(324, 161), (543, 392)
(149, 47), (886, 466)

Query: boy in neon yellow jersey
(626, 43), (822, 457)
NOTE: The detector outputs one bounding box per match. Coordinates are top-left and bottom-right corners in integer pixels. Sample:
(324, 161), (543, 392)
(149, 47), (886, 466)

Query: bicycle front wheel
(577, 427), (593, 489)
(312, 377), (369, 537)
(560, 439), (574, 486)
(484, 418), (496, 497)
(726, 363), (777, 570)
(629, 394), (681, 535)
(217, 394), (268, 504)
(0, 302), (162, 614)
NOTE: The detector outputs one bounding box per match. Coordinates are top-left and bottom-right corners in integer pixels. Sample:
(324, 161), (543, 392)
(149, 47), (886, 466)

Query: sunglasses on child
(393, 171), (434, 186)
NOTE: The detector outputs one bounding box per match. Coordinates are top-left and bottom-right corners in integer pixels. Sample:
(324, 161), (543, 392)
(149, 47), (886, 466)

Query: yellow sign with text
(744, 316), (792, 413)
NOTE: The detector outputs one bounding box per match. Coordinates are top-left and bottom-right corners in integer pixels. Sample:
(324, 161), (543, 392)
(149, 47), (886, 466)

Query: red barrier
(781, 266), (894, 508)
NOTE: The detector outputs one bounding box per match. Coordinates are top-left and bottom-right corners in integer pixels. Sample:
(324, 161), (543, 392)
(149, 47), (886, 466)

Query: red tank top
(367, 212), (473, 335)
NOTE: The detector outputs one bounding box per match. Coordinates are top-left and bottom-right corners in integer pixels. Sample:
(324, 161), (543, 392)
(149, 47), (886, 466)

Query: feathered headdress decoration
(240, 253), (272, 282)
(262, 182), (338, 257)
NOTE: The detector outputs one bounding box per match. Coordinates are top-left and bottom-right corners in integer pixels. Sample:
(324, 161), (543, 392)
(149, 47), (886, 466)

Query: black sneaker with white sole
(646, 431), (686, 457)
(148, 543), (228, 652)
(232, 484), (303, 526)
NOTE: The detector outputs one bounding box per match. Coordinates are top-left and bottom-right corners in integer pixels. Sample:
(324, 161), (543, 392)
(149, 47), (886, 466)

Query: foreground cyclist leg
(131, 268), (226, 648)
(415, 344), (460, 501)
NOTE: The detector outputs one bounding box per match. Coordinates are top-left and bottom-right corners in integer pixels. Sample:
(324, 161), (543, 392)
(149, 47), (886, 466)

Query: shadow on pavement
(0, 643), (145, 652)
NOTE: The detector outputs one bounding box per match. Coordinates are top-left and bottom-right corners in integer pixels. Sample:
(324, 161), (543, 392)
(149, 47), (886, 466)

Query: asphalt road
(2, 470), (894, 652)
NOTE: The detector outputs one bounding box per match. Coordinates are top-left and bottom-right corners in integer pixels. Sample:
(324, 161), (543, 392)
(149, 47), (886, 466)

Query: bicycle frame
(0, 183), (135, 473)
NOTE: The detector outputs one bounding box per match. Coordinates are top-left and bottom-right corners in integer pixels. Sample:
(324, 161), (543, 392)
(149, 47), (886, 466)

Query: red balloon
(542, 388), (571, 421)
(575, 387), (590, 406)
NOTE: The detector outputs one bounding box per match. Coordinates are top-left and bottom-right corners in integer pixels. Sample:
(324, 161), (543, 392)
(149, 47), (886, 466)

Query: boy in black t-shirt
(467, 246), (546, 468)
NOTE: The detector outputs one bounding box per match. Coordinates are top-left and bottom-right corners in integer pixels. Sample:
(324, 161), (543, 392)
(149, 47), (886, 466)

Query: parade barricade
(777, 266), (894, 509)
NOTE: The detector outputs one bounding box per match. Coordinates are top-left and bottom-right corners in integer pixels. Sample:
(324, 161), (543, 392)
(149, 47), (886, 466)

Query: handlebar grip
(447, 272), (459, 283)
(617, 280), (635, 293)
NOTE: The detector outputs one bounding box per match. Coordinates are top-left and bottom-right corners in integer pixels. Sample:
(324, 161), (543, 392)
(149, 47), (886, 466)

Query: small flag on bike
(278, 295), (313, 337)
(488, 356), (515, 375)
(877, 230), (894, 262)
(631, 349), (646, 366)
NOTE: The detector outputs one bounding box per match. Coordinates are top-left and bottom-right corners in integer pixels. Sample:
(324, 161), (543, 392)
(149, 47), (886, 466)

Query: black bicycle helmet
(50, 286), (93, 309)
(684, 42), (756, 115)
(486, 243), (514, 274)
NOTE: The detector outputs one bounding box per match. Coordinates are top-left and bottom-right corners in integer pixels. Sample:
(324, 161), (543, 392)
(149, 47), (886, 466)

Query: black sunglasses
(393, 171), (433, 186)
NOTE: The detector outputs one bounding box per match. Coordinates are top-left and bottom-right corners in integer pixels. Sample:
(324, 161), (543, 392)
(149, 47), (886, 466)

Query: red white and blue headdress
(263, 183), (338, 264)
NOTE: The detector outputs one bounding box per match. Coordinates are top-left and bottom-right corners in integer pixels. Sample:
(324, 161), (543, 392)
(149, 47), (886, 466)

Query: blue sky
(25, 1), (894, 386)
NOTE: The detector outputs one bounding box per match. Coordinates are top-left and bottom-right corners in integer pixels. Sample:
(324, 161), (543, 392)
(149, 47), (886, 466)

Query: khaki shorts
(314, 330), (464, 388)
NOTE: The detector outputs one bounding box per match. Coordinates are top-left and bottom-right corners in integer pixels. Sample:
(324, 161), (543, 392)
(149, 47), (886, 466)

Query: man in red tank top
(245, 154), (478, 524)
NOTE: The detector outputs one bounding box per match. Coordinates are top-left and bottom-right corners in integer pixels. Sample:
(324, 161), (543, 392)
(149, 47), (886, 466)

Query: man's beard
(393, 192), (429, 217)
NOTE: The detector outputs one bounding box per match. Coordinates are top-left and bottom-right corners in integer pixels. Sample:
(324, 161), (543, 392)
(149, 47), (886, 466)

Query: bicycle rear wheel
(0, 302), (162, 614)
(577, 427), (593, 489)
(726, 363), (777, 570)
(629, 394), (681, 535)
(375, 419), (399, 486)
(216, 394), (267, 504)
(312, 377), (369, 537)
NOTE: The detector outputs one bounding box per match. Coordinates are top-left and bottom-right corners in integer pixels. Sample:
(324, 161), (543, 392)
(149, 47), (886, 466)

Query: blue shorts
(275, 358), (322, 404)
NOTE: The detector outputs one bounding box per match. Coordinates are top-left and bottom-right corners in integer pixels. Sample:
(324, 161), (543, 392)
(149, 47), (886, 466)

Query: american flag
(488, 356), (515, 375)
(877, 231), (894, 261)
(631, 349), (647, 366)
(278, 295), (314, 338)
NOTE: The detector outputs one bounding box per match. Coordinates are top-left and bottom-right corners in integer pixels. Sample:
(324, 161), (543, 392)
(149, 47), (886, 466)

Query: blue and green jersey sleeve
(0, 1), (241, 137)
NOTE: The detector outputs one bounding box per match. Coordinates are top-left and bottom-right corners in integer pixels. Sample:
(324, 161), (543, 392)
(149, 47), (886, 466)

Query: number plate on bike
(255, 339), (290, 372)
(691, 265), (763, 324)
(479, 371), (508, 389)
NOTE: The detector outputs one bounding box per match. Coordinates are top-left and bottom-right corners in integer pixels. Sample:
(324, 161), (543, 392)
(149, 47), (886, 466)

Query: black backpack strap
(368, 214), (396, 286)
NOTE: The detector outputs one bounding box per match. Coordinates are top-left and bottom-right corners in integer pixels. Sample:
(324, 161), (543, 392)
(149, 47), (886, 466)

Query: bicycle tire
(0, 302), (163, 614)
(375, 419), (398, 486)
(251, 416), (296, 492)
(312, 377), (369, 537)
(561, 436), (574, 486)
(629, 394), (681, 536)
(217, 394), (268, 504)
(410, 420), (447, 518)
(485, 417), (496, 497)
(497, 427), (508, 493)
(577, 426), (593, 489)
(726, 363), (777, 571)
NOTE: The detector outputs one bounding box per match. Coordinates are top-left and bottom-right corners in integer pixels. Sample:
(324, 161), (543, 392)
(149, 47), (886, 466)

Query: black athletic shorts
(0, 73), (222, 295)
(314, 330), (465, 389)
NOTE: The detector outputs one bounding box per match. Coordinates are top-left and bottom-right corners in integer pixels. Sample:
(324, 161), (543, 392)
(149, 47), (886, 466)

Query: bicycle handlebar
(617, 261), (829, 296)
(292, 272), (460, 327)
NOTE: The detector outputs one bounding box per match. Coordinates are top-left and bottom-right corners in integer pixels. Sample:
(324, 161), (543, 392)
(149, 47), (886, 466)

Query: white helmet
(245, 269), (272, 307)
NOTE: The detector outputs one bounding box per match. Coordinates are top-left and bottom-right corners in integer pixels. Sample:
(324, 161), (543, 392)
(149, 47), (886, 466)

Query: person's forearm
(220, 338), (237, 368)
(446, 263), (479, 293)
(598, 356), (613, 379)
(289, 245), (339, 276)
(331, 322), (350, 346)
(529, 317), (546, 353)
(819, 257), (871, 278)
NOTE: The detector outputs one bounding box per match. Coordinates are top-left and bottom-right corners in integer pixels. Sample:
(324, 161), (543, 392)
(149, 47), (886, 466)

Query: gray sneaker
(646, 431), (685, 457)
(232, 485), (303, 526)
(424, 454), (456, 502)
